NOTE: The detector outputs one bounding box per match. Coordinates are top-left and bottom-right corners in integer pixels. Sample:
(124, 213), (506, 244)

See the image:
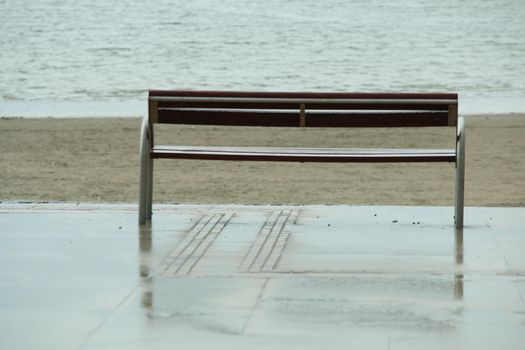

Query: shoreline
(1, 115), (524, 207)
(2, 96), (525, 118)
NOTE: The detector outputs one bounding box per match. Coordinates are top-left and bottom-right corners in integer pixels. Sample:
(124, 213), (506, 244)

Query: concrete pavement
(1, 202), (524, 349)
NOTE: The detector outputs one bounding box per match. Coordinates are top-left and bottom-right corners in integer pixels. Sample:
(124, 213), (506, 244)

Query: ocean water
(1, 0), (525, 116)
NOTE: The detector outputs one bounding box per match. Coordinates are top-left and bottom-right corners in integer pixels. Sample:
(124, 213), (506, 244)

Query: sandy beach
(1, 115), (524, 206)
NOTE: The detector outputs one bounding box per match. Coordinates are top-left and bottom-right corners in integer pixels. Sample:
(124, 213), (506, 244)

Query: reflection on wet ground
(455, 228), (464, 299)
(1, 203), (524, 349)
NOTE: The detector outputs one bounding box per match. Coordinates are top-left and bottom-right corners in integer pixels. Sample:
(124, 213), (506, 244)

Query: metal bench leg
(455, 116), (466, 228)
(139, 116), (151, 225)
(146, 156), (153, 219)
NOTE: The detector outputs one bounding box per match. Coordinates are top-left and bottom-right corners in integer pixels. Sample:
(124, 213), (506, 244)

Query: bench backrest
(148, 90), (458, 128)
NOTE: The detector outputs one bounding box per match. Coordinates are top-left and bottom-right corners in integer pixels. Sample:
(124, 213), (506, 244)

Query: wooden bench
(139, 90), (465, 227)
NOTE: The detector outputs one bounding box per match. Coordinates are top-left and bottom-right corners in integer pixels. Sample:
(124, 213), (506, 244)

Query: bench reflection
(138, 224), (466, 311)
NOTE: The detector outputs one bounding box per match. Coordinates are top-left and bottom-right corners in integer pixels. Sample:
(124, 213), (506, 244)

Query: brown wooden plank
(157, 100), (450, 111)
(149, 90), (458, 100)
(157, 109), (449, 127)
(159, 101), (302, 110)
(306, 111), (449, 127)
(151, 146), (456, 163)
(157, 109), (300, 126)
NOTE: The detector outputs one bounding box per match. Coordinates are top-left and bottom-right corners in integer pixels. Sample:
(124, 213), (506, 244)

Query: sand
(1, 115), (524, 206)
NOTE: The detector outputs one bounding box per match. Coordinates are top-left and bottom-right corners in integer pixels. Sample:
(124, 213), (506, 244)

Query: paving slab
(0, 202), (524, 349)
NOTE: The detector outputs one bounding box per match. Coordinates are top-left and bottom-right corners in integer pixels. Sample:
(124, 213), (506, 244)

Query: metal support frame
(139, 115), (153, 225)
(454, 116), (466, 228)
(139, 95), (465, 227)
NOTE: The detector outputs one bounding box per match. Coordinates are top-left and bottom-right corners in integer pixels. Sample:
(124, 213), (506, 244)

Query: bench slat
(307, 112), (449, 127)
(152, 146), (456, 163)
(157, 101), (450, 111)
(157, 109), (450, 127)
(150, 90), (458, 100)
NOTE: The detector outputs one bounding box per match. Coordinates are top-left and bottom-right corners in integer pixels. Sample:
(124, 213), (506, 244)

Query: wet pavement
(0, 202), (524, 349)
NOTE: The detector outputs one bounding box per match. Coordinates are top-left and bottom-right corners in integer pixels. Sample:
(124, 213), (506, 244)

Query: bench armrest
(455, 116), (466, 228)
(456, 116), (466, 163)
(139, 115), (152, 224)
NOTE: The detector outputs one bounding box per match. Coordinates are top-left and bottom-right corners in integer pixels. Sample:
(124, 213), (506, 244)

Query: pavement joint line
(240, 277), (270, 335)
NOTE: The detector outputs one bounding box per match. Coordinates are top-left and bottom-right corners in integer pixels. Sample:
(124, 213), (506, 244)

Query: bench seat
(152, 146), (456, 163)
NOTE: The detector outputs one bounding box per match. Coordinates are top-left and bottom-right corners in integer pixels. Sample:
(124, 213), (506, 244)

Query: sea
(1, 0), (525, 117)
